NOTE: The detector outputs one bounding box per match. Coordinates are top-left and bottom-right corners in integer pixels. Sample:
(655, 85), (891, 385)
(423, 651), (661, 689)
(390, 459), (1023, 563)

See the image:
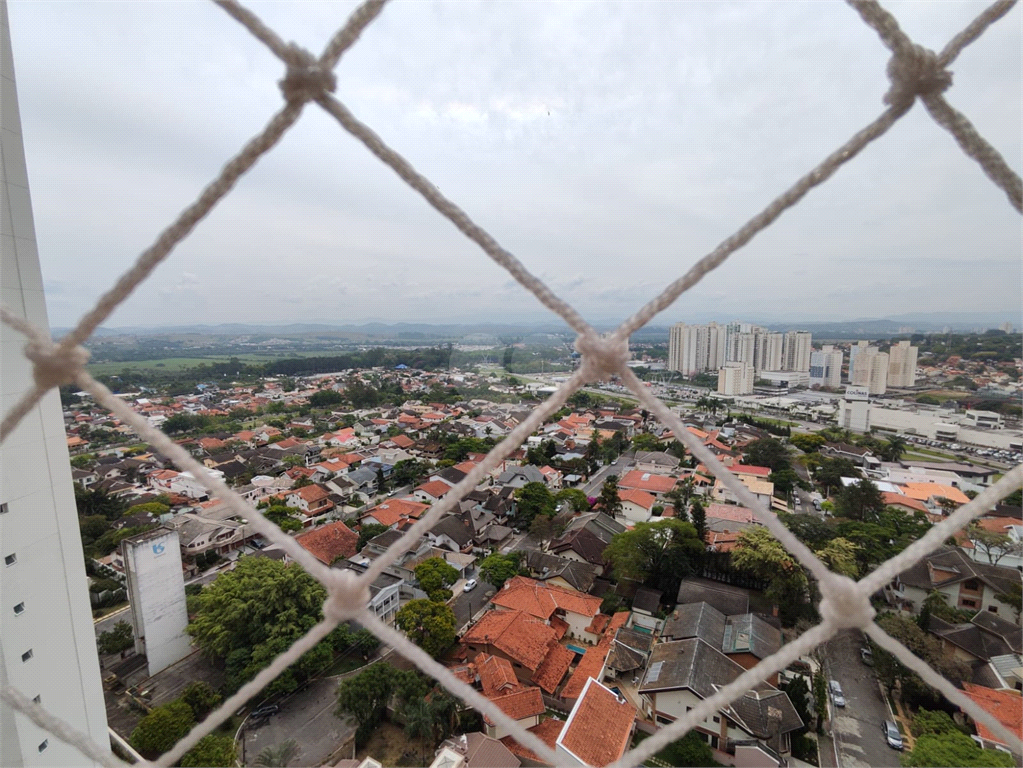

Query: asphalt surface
(450, 571), (495, 633)
(823, 629), (901, 768)
(241, 675), (355, 767)
(94, 605), (133, 636)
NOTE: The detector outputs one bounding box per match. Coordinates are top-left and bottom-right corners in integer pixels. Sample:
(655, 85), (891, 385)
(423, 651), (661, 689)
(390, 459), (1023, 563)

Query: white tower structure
(122, 528), (191, 677)
(887, 340), (918, 387)
(1, 3), (110, 764)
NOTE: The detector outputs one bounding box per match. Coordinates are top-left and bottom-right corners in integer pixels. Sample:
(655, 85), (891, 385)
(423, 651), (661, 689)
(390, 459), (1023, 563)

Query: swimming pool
(566, 644), (587, 655)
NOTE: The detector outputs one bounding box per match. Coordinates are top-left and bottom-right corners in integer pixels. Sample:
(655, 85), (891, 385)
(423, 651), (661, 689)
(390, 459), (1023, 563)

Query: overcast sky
(8, 0), (1021, 330)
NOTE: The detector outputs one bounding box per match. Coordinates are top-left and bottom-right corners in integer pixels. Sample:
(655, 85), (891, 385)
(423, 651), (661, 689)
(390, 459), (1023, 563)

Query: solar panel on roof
(647, 660), (664, 682)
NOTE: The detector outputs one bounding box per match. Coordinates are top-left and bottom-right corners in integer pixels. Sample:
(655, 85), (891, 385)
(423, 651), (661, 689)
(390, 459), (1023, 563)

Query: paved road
(241, 675), (355, 767)
(451, 575), (495, 633)
(582, 459), (632, 497)
(94, 605), (132, 635)
(823, 629), (899, 768)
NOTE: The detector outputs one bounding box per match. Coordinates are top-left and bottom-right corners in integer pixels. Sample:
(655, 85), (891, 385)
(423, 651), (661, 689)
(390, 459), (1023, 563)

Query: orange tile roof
(560, 644), (612, 701)
(478, 654), (521, 697)
(290, 484), (330, 504)
(485, 687), (545, 723)
(961, 683), (1022, 747)
(882, 492), (929, 513)
(705, 503), (757, 524)
(900, 483), (970, 505)
(558, 679), (635, 767)
(732, 465), (771, 477)
(454, 460), (479, 475)
(294, 521), (358, 565)
(619, 489), (657, 510)
(586, 614), (611, 636)
(532, 643), (575, 694)
(361, 498), (430, 528)
(388, 434), (415, 448)
(500, 719), (565, 765)
(491, 576), (602, 621)
(619, 470), (678, 494)
(462, 610), (562, 672)
(416, 480), (453, 499)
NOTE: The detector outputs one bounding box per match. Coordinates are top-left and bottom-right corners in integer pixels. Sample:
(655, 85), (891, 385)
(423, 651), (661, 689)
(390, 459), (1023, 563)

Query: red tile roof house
(413, 479), (454, 504)
(491, 576), (605, 645)
(618, 488), (658, 524)
(555, 677), (636, 767)
(461, 610), (573, 695)
(294, 521), (358, 565)
(961, 683), (1023, 755)
(283, 484), (335, 526)
(618, 470), (679, 497)
(359, 498), (429, 529)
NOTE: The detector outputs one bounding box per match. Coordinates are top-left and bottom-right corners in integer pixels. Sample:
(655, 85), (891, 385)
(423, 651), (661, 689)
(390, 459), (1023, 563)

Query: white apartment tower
(1, 3), (110, 764)
(717, 362), (755, 396)
(850, 343), (889, 395)
(122, 528), (191, 677)
(809, 345), (843, 389)
(887, 340), (918, 387)
(782, 331), (812, 373)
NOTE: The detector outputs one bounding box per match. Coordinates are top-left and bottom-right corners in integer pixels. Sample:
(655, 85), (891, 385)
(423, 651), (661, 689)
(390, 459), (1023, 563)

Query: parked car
(829, 680), (846, 708)
(463, 579), (478, 593)
(249, 704), (279, 724)
(883, 720), (903, 750)
(861, 646), (874, 666)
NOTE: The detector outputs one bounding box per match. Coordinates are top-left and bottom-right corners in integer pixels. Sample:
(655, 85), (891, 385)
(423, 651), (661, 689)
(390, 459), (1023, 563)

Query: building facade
(1, 5), (110, 762)
(887, 340), (918, 387)
(809, 345), (843, 389)
(717, 363), (754, 396)
(122, 528), (191, 677)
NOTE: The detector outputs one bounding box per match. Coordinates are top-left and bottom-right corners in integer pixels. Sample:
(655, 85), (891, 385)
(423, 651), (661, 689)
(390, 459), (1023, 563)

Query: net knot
(884, 45), (952, 107)
(279, 44), (337, 104)
(575, 332), (629, 382)
(818, 574), (875, 630)
(322, 568), (371, 622)
(24, 340), (90, 390)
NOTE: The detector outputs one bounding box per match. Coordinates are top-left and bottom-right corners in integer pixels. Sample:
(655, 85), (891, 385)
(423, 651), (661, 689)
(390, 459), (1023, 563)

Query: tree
(395, 599), (456, 658)
(901, 730), (1014, 767)
(180, 734), (237, 767)
(414, 557), (459, 602)
(403, 699), (439, 763)
(813, 457), (860, 493)
(530, 514), (557, 550)
(357, 522), (390, 551)
(780, 512), (834, 550)
(631, 433), (660, 452)
(515, 482), (556, 526)
(97, 621), (134, 655)
(743, 437), (790, 472)
(666, 477), (696, 519)
(180, 681), (221, 721)
(995, 581), (1021, 621)
(74, 486), (127, 520)
(731, 528), (808, 622)
(790, 433), (826, 453)
(688, 497), (707, 543)
(555, 487), (591, 512)
(479, 552), (521, 590)
(881, 436), (908, 462)
(815, 537), (860, 577)
(657, 731), (717, 767)
(125, 501), (171, 517)
(264, 504), (304, 533)
(780, 676), (812, 734)
(910, 708), (961, 738)
(393, 459), (432, 487)
(966, 522), (1021, 566)
(335, 663), (399, 727)
(836, 479), (886, 522)
(604, 518), (704, 597)
(812, 671), (828, 733)
(187, 557), (332, 694)
(598, 474), (623, 518)
(130, 700), (195, 759)
(255, 739), (302, 767)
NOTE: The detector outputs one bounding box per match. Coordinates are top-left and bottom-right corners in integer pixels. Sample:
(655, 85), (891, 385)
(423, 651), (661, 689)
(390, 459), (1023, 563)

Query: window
(0, 502), (8, 514)
(964, 579), (980, 591)
(13, 602), (25, 615)
(38, 740), (48, 753)
(33, 695), (41, 704)
(961, 599), (977, 608)
(713, 715), (720, 723)
(988, 605), (998, 613)
(4, 553), (15, 566)
(21, 649), (33, 662)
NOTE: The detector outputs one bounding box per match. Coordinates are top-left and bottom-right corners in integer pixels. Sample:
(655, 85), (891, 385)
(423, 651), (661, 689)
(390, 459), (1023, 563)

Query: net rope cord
(1, 0), (1021, 765)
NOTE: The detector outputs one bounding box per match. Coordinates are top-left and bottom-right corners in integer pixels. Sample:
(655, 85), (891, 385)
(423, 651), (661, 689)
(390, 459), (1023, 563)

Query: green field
(86, 352), (326, 376)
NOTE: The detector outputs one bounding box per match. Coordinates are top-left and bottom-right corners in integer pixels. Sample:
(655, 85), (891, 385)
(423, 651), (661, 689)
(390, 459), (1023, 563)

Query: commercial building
(887, 340), (918, 387)
(1, 6), (110, 762)
(809, 345), (843, 388)
(837, 386), (871, 433)
(122, 528), (192, 677)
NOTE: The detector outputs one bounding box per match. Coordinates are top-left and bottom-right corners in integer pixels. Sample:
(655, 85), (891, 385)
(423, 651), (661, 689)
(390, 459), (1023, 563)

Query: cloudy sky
(7, 0), (1021, 330)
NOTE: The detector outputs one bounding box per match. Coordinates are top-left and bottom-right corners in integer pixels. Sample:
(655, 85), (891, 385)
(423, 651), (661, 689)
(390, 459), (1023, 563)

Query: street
(450, 572), (495, 633)
(241, 675), (355, 767)
(822, 629), (899, 768)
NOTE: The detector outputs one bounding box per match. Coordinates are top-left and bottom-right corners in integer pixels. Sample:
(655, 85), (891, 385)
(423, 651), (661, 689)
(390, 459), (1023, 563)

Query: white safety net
(2, 0), (1021, 766)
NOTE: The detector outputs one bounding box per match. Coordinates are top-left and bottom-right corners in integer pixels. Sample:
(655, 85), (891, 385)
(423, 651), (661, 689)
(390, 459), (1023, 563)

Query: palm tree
(254, 739), (301, 767)
(883, 436), (907, 462)
(403, 699), (438, 763)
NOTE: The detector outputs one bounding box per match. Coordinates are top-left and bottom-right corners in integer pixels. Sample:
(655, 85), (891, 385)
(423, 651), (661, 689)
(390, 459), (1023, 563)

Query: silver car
(829, 679), (846, 708)
(883, 720), (903, 750)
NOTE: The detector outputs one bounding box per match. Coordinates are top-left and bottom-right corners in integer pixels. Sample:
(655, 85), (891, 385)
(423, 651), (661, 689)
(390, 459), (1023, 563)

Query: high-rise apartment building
(782, 331), (812, 373)
(717, 362), (755, 396)
(809, 345), (843, 389)
(755, 333), (784, 372)
(887, 340), (918, 387)
(1, 4), (110, 763)
(849, 343), (888, 394)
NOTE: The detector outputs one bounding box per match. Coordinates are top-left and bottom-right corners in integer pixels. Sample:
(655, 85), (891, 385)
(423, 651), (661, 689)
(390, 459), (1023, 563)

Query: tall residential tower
(1, 3), (109, 764)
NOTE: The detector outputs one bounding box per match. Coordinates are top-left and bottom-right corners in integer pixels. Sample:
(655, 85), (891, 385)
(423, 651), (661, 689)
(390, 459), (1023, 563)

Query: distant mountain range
(54, 312), (1017, 344)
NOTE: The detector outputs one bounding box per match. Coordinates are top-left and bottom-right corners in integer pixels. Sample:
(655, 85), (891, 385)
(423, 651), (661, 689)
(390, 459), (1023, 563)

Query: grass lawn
(357, 721), (423, 767)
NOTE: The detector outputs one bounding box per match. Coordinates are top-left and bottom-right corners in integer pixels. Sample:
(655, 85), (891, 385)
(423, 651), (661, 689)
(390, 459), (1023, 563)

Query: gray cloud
(7, 0), (1020, 329)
